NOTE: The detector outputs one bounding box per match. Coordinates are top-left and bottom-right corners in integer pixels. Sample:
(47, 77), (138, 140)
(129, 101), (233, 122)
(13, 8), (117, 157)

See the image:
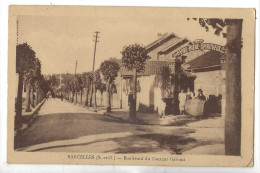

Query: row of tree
(16, 42), (150, 124)
(56, 44), (150, 117)
(16, 43), (49, 125)
(56, 59), (120, 113)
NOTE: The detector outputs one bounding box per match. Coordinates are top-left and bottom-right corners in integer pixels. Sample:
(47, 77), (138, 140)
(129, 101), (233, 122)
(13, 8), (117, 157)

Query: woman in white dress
(178, 89), (187, 115)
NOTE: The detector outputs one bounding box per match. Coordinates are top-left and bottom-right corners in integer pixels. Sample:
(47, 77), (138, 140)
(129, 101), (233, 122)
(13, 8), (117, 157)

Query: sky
(17, 12), (226, 75)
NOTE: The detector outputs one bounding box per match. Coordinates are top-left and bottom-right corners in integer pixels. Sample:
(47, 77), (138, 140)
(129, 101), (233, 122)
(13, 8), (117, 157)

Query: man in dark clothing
(195, 89), (206, 101)
(128, 92), (135, 117)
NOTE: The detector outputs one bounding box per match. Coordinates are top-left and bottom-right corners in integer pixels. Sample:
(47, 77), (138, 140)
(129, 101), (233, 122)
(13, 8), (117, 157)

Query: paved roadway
(15, 98), (224, 154)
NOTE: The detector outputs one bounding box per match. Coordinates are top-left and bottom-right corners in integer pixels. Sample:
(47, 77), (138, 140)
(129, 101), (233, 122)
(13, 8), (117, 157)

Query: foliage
(74, 75), (84, 92)
(187, 18), (243, 53)
(100, 60), (120, 82)
(82, 72), (93, 86)
(16, 43), (36, 74)
(121, 44), (150, 73)
(156, 66), (174, 89)
(94, 69), (106, 93)
(23, 58), (41, 85)
(187, 18), (226, 37)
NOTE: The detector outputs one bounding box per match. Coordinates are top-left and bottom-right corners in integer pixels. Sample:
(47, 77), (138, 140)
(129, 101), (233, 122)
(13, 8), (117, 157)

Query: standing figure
(195, 89), (206, 101)
(128, 91), (134, 114)
(186, 87), (194, 100)
(178, 89), (187, 115)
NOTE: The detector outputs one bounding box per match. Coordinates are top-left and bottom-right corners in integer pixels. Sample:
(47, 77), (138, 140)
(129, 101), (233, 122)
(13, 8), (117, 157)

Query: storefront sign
(172, 39), (226, 58)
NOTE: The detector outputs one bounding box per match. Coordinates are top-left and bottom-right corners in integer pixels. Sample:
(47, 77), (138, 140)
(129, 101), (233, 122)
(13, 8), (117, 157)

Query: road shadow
(14, 112), (138, 150)
(104, 110), (161, 125)
(106, 130), (223, 154)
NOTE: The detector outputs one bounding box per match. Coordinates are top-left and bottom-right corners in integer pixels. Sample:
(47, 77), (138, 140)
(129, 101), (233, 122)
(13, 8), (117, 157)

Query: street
(15, 99), (224, 154)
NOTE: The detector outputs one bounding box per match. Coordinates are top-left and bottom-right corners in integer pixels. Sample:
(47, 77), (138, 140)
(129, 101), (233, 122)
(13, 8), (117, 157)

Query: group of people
(178, 88), (206, 115)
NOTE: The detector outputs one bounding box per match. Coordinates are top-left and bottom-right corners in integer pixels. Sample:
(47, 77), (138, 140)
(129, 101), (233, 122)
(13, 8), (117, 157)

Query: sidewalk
(103, 108), (217, 126)
(63, 100), (224, 128)
(63, 99), (107, 113)
(15, 99), (46, 134)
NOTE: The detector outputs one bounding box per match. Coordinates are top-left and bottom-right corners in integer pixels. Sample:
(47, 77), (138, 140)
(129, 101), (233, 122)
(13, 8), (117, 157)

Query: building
(182, 50), (225, 115)
(107, 33), (225, 116)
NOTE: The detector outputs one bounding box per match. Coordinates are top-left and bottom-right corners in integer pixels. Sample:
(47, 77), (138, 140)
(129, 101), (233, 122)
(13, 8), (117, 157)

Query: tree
(96, 81), (106, 106)
(79, 74), (85, 104)
(100, 59), (120, 112)
(16, 43), (36, 122)
(121, 44), (150, 118)
(82, 72), (93, 106)
(30, 58), (42, 108)
(74, 75), (84, 104)
(189, 18), (243, 155)
(73, 77), (78, 104)
(94, 69), (102, 107)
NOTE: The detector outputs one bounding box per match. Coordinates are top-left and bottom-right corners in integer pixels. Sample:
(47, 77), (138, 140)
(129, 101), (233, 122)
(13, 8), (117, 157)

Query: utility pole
(59, 74), (62, 87)
(16, 20), (19, 45)
(92, 31), (100, 109)
(75, 60), (78, 76)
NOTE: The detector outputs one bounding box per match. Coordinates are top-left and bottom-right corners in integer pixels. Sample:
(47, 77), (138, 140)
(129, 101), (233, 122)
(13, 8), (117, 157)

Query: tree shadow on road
(14, 112), (139, 150)
(106, 131), (224, 154)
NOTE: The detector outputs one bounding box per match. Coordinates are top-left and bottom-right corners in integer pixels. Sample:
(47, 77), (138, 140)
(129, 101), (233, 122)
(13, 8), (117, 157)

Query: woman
(178, 89), (186, 115)
(186, 88), (194, 100)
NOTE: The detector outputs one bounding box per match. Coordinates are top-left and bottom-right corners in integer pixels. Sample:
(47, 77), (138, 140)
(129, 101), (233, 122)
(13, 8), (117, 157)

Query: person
(195, 89), (206, 101)
(178, 89), (187, 115)
(61, 93), (63, 101)
(46, 93), (49, 101)
(158, 99), (166, 118)
(186, 87), (194, 100)
(128, 91), (135, 116)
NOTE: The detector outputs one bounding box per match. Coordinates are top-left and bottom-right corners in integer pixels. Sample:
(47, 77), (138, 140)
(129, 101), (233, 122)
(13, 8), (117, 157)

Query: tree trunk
(80, 90), (83, 103)
(30, 87), (35, 108)
(75, 91), (78, 104)
(94, 86), (97, 108)
(100, 92), (103, 106)
(106, 79), (111, 112)
(16, 73), (23, 123)
(35, 88), (39, 105)
(25, 83), (31, 112)
(39, 90), (41, 102)
(71, 91), (74, 102)
(129, 68), (137, 118)
(85, 87), (89, 106)
(89, 82), (93, 107)
(225, 19), (242, 156)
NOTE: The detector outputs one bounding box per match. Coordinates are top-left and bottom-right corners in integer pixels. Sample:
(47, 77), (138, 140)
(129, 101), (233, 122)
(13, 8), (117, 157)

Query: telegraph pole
(75, 60), (78, 76)
(92, 31), (100, 109)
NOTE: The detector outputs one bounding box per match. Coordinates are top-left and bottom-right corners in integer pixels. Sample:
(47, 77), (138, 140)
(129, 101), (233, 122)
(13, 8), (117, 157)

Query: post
(75, 60), (77, 76)
(92, 31), (100, 109)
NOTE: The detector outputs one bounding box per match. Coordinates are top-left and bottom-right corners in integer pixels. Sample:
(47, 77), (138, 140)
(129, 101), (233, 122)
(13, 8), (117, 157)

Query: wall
(193, 69), (226, 115)
(193, 69), (224, 98)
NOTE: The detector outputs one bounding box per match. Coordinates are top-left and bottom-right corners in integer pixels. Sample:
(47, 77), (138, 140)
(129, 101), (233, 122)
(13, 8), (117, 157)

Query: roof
(114, 59), (168, 76)
(145, 33), (176, 52)
(158, 38), (189, 55)
(182, 50), (223, 70)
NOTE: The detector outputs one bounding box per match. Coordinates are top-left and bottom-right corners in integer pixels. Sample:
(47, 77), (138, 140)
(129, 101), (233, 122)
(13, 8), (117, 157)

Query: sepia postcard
(8, 6), (255, 167)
